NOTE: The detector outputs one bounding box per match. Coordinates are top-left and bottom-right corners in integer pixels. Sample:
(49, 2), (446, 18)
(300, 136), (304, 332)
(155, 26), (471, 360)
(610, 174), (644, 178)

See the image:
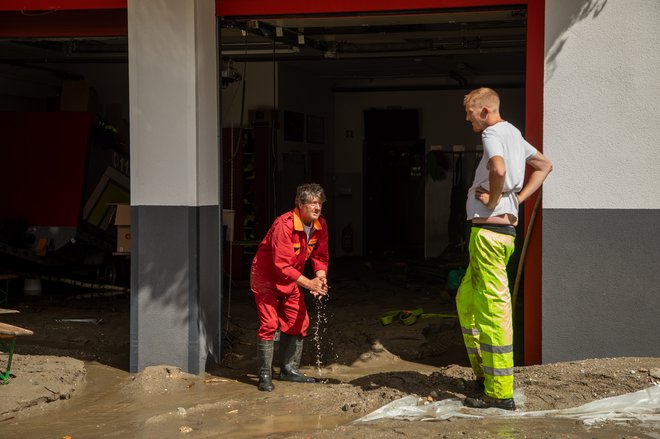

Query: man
(250, 183), (329, 392)
(457, 88), (552, 410)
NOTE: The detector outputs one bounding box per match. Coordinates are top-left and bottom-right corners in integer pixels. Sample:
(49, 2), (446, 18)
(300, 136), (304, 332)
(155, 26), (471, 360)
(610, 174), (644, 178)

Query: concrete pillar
(128, 0), (220, 373)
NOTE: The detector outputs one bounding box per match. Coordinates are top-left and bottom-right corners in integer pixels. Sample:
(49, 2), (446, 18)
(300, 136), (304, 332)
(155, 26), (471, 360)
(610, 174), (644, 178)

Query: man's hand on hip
(476, 186), (501, 210)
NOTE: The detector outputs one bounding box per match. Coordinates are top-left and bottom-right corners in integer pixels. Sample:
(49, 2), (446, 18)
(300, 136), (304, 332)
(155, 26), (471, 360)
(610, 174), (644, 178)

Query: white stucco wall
(129, 0), (218, 206)
(195, 0), (220, 206)
(544, 0), (660, 209)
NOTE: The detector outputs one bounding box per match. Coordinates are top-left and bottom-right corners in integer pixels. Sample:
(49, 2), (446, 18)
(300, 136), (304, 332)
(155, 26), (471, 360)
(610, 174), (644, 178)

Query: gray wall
(130, 206), (219, 373)
(542, 210), (660, 362)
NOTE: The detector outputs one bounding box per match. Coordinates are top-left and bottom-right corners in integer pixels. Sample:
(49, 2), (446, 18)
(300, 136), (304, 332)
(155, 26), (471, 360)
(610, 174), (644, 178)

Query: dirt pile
(0, 355), (85, 418)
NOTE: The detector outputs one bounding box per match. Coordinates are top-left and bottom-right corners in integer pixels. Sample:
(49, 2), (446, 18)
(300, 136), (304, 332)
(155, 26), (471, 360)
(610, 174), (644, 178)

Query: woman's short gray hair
(295, 183), (326, 205)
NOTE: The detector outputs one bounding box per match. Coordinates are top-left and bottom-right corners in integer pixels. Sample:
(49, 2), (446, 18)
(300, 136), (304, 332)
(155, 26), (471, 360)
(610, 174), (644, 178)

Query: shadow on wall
(131, 207), (220, 374)
(545, 0), (608, 81)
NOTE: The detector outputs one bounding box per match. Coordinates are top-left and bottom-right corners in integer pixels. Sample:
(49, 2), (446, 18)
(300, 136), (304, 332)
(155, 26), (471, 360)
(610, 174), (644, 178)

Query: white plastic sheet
(355, 385), (660, 428)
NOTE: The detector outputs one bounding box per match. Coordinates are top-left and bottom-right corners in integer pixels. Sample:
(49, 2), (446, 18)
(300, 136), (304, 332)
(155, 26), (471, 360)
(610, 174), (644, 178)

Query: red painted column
(523, 0), (545, 366)
(0, 1), (126, 11)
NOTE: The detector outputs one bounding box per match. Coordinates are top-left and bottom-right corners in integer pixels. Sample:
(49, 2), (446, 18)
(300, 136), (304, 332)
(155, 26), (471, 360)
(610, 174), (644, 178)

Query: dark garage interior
(0, 5), (528, 364)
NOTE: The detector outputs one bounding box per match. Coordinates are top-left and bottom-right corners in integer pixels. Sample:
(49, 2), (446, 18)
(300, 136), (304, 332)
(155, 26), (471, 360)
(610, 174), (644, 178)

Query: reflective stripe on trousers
(456, 227), (515, 399)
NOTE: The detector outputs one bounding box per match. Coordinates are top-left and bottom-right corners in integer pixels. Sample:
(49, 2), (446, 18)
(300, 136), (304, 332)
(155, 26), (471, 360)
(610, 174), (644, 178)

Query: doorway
(364, 108), (425, 258)
(218, 1), (546, 364)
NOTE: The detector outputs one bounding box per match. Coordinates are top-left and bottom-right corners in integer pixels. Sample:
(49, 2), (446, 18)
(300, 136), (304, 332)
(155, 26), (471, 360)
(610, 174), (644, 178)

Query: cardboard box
(222, 209), (235, 242)
(113, 204), (131, 253)
(60, 80), (99, 113)
(116, 226), (131, 253)
(114, 203), (131, 226)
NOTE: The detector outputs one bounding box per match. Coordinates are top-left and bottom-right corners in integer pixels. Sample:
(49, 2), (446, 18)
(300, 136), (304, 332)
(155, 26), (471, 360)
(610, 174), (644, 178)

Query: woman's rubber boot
(257, 339), (275, 391)
(278, 333), (316, 383)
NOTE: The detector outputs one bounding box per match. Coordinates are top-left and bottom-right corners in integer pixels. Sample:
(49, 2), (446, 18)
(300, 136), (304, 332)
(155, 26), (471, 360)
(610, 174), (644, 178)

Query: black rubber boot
(464, 395), (516, 411)
(475, 376), (485, 392)
(257, 339), (275, 392)
(278, 333), (315, 383)
(464, 376), (484, 393)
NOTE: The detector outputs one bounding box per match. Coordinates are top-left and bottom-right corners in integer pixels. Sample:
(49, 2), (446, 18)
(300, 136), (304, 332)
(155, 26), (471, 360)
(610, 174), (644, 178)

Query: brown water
(1, 363), (346, 438)
(3, 362), (658, 438)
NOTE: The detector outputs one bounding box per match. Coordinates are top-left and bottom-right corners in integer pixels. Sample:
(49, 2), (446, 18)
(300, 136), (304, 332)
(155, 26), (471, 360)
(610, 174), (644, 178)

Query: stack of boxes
(114, 204), (131, 253)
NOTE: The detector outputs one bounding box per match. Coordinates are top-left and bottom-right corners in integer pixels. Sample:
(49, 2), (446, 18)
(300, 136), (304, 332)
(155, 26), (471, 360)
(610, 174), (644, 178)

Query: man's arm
(517, 151), (553, 204)
(476, 155), (506, 210)
(271, 220), (304, 283)
(309, 218), (330, 296)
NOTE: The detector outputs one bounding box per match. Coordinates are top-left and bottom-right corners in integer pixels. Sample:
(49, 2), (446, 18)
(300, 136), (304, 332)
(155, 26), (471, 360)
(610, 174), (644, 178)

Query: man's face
(465, 103), (487, 132)
(298, 196), (323, 224)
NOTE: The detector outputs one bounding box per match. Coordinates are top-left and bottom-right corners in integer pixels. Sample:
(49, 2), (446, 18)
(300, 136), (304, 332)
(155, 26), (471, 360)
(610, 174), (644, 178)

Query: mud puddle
(3, 359), (659, 438)
(1, 362), (352, 438)
(0, 363), (340, 438)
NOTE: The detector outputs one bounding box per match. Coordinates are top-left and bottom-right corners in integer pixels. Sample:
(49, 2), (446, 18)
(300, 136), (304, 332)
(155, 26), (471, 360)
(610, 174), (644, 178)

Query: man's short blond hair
(463, 87), (500, 110)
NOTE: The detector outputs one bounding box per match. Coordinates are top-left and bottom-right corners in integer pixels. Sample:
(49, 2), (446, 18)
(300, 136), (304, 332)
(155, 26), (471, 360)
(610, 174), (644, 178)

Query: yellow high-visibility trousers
(456, 226), (515, 399)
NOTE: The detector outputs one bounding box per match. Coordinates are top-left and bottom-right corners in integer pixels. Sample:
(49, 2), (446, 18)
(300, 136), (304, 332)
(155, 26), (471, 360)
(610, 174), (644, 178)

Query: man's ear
(480, 107), (489, 119)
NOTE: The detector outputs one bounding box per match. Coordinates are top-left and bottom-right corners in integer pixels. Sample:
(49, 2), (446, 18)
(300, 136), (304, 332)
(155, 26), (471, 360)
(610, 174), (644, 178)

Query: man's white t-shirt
(466, 121), (537, 221)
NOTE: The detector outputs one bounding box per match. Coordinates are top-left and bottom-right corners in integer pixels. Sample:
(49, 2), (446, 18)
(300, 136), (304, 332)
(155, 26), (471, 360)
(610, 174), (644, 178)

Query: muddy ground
(1, 258), (659, 438)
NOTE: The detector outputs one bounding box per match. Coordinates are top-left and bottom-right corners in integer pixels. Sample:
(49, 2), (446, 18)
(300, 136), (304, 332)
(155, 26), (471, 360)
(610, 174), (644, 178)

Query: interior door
(364, 109), (425, 258)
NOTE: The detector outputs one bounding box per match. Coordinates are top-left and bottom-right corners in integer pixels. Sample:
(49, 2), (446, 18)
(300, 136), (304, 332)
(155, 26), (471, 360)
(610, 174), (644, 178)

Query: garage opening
(0, 32), (130, 289)
(219, 7), (527, 276)
(0, 9), (131, 368)
(0, 4), (534, 372)
(218, 6), (530, 366)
